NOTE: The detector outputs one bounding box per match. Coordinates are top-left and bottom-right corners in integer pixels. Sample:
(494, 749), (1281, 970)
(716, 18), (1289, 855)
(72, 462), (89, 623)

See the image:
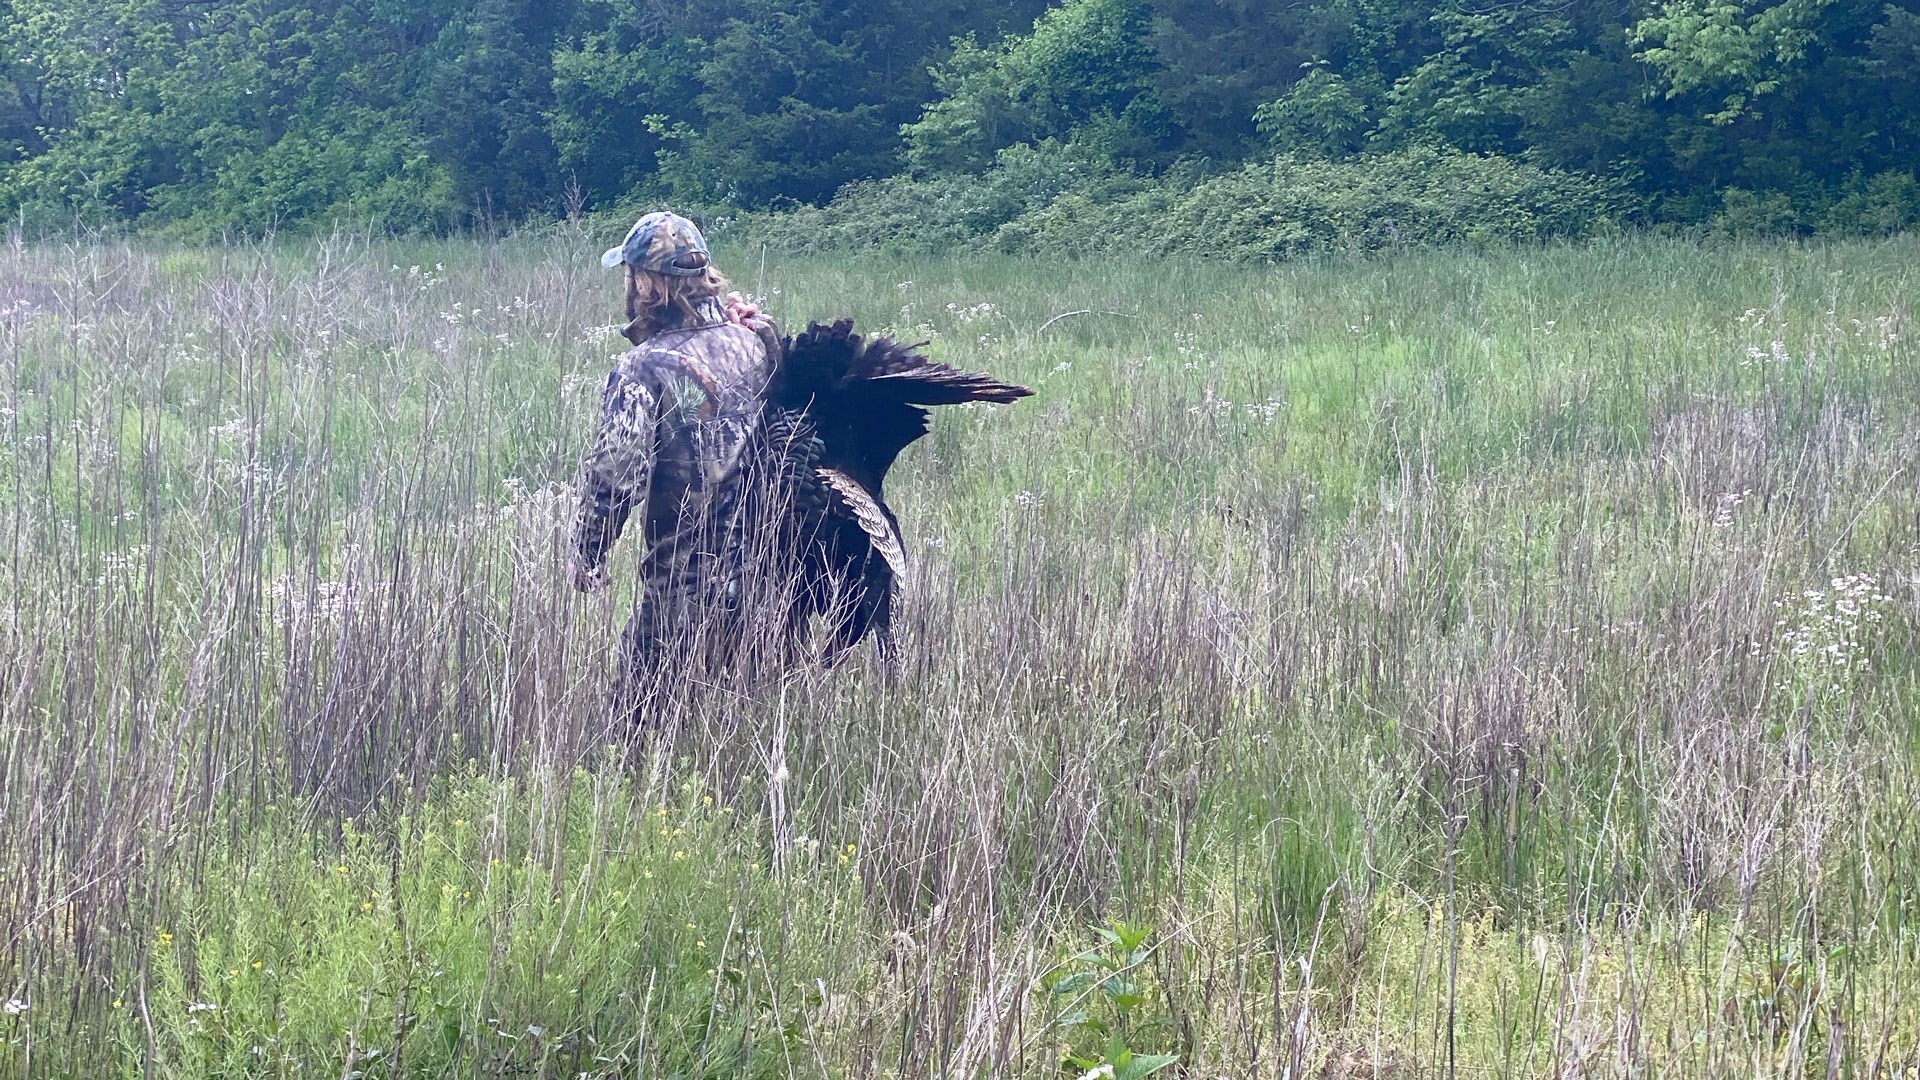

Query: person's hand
(724, 291), (761, 326)
(726, 291), (782, 361)
(569, 558), (611, 593)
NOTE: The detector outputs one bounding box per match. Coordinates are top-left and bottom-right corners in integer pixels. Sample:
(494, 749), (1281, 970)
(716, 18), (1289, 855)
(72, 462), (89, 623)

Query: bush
(2, 107), (465, 239)
(1148, 149), (1624, 260)
(736, 141), (1134, 254)
(741, 144), (1623, 260)
(1709, 187), (1802, 239)
(991, 185), (1177, 256)
(1816, 171), (1920, 236)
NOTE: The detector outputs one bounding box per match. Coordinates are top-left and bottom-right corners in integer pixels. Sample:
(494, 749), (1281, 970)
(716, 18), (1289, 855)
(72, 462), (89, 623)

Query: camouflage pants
(604, 547), (749, 731)
(601, 469), (819, 733)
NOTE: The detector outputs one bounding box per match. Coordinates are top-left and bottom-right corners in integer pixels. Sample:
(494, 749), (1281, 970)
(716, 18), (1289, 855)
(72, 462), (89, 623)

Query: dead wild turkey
(762, 319), (1032, 663)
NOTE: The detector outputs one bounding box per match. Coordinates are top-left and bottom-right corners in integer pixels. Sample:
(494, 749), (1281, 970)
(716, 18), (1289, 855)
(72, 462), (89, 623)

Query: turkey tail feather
(779, 321), (1033, 408)
(866, 368), (1033, 405)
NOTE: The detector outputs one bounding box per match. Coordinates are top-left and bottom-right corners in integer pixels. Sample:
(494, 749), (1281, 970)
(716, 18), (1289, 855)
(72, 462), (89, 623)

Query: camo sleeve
(571, 368), (659, 572)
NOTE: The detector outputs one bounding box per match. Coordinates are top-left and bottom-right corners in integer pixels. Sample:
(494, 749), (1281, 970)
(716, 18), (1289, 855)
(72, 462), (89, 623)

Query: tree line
(1, 0), (1915, 237)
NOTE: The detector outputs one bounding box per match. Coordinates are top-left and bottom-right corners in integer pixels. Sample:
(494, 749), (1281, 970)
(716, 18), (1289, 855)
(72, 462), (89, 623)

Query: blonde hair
(626, 264), (730, 336)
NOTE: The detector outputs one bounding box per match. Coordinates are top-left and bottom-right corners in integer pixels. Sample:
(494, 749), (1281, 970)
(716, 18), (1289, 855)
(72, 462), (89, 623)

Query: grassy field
(1, 230), (1917, 1078)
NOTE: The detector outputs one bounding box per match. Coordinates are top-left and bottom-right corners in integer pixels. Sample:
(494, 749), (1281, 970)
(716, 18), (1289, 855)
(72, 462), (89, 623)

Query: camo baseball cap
(600, 211), (711, 275)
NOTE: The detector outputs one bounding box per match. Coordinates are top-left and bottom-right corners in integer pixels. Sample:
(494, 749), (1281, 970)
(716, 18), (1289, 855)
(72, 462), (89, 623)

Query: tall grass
(1, 229), (1917, 1077)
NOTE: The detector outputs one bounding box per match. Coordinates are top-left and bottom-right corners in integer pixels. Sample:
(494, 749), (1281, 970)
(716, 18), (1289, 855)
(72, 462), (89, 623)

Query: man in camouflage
(568, 211), (783, 725)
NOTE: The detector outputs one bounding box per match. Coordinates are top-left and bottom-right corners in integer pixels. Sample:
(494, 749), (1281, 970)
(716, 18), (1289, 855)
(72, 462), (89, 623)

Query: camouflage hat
(600, 211), (712, 276)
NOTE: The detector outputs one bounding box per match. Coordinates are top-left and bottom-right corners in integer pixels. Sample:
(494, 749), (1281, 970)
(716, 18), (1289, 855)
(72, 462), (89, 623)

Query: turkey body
(762, 319), (1032, 663)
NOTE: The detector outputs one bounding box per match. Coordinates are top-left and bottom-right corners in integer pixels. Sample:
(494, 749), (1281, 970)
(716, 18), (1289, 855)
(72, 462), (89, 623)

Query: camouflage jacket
(571, 296), (777, 584)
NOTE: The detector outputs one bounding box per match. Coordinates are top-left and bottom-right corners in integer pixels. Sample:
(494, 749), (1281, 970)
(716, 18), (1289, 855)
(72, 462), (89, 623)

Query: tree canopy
(0, 0), (1913, 235)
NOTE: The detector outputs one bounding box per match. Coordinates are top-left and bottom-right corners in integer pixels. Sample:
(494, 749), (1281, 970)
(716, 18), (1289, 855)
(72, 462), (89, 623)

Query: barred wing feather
(815, 467), (908, 583)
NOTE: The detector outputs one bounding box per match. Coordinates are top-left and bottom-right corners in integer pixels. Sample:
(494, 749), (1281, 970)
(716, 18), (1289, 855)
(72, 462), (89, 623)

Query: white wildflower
(946, 301), (996, 324)
(1711, 489), (1751, 528)
(207, 417), (252, 442)
(1771, 573), (1890, 694)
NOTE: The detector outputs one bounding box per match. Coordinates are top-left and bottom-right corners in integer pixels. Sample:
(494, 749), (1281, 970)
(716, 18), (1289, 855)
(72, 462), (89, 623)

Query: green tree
(1633, 0), (1837, 124)
(1145, 0), (1362, 160)
(0, 0), (467, 229)
(1254, 65), (1370, 157)
(547, 0), (705, 210)
(0, 0), (1911, 233)
(903, 0), (1174, 174)
(412, 0), (575, 219)
(900, 35), (1033, 174)
(1370, 0), (1577, 155)
(669, 0), (907, 206)
(1629, 0), (1919, 215)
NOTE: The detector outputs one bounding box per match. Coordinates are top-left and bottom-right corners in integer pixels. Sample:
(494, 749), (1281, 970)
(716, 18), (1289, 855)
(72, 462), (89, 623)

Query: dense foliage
(737, 145), (1628, 258)
(0, 0), (1915, 239)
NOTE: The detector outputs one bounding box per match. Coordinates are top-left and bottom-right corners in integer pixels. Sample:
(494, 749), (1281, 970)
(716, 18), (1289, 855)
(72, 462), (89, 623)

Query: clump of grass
(124, 770), (852, 1075)
(1, 231), (1916, 1076)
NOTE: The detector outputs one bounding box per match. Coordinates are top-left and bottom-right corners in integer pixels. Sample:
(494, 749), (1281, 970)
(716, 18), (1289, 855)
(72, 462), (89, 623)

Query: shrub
(1149, 149), (1623, 260)
(1709, 187), (1802, 239)
(741, 144), (1623, 260)
(737, 141), (1130, 254)
(1816, 171), (1920, 235)
(2, 107), (464, 239)
(990, 184), (1176, 256)
(741, 144), (1628, 259)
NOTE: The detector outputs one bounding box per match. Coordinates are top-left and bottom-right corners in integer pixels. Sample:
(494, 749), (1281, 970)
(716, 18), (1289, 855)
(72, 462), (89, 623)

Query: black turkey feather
(764, 318), (1033, 662)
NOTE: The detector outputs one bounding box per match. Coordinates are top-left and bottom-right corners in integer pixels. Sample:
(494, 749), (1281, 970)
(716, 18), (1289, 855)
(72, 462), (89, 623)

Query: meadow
(0, 230), (1916, 1078)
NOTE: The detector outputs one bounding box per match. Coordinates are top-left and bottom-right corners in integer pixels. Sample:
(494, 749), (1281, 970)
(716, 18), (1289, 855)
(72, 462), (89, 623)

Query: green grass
(1, 231), (1917, 1077)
